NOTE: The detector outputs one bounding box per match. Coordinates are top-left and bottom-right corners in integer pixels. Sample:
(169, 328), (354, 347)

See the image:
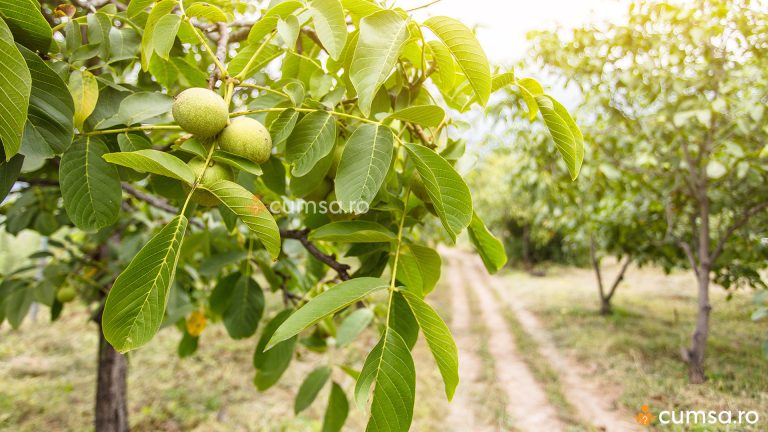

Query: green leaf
(247, 16), (279, 45)
(212, 150), (264, 176)
(535, 95), (584, 180)
(286, 111), (336, 176)
(186, 2), (229, 23)
(18, 46), (75, 155)
(277, 15), (300, 47)
(60, 136), (121, 230)
(517, 77), (544, 121)
(335, 124), (394, 213)
(341, 0), (382, 17)
(1, 279), (32, 329)
(355, 328), (415, 432)
(127, 0), (155, 18)
(350, 10), (409, 117)
(0, 154), (23, 202)
(152, 14), (181, 60)
(209, 272), (239, 315)
(385, 105), (445, 128)
(396, 244), (441, 296)
(400, 289), (458, 400)
(228, 42), (282, 80)
(468, 212), (507, 274)
(290, 146), (334, 197)
(0, 18), (31, 159)
(103, 149), (195, 184)
(222, 274), (265, 339)
(103, 215), (188, 352)
(140, 0), (177, 71)
(335, 308), (374, 346)
(389, 291), (419, 351)
(427, 40), (455, 92)
(177, 330), (199, 357)
(423, 16), (491, 106)
(404, 143), (472, 241)
(309, 221), (396, 243)
(308, 0), (348, 60)
(267, 277), (388, 349)
(295, 366), (332, 414)
(254, 310), (297, 391)
(199, 180), (281, 259)
(117, 133), (152, 152)
(0, 0), (51, 53)
(460, 71), (516, 111)
(68, 69), (98, 131)
(97, 92), (174, 129)
(269, 108), (300, 144)
(322, 382), (349, 432)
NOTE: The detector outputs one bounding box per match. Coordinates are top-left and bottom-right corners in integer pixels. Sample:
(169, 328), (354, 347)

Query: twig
(17, 177), (59, 187)
(405, 0), (444, 12)
(280, 228), (351, 280)
(208, 22), (230, 88)
(120, 183), (205, 229)
(406, 123), (434, 148)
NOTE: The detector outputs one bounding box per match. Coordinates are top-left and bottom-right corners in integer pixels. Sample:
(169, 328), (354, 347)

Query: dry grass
(502, 262), (768, 431)
(0, 292), (450, 432)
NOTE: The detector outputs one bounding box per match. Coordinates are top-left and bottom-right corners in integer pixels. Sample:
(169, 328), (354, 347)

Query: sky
(395, 0), (632, 64)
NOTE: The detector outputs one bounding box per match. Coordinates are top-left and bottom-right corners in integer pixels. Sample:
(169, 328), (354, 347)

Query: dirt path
(484, 264), (641, 432)
(442, 248), (640, 432)
(443, 249), (564, 432)
(444, 262), (493, 432)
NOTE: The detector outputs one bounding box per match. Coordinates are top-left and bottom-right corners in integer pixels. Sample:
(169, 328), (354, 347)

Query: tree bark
(686, 180), (712, 384)
(686, 270), (711, 384)
(94, 307), (129, 432)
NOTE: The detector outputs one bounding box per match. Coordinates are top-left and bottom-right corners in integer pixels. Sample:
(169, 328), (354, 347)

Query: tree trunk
(686, 270), (711, 384)
(95, 311), (129, 432)
(521, 224), (533, 272)
(686, 179), (712, 384)
(599, 297), (612, 316)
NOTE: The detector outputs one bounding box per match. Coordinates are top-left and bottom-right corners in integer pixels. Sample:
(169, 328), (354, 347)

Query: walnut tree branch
(280, 228), (351, 281)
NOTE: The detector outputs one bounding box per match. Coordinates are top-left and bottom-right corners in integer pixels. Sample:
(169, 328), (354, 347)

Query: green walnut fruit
(56, 286), (76, 303)
(172, 88), (229, 138)
(219, 117), (272, 164)
(410, 172), (431, 203)
(186, 158), (234, 207)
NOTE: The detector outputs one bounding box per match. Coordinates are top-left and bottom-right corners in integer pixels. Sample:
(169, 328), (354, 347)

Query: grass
(502, 263), (768, 432)
(0, 292), (450, 432)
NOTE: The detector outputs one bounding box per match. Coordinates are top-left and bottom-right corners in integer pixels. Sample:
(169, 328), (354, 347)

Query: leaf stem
(389, 185), (412, 291)
(234, 32), (276, 81)
(180, 140), (217, 215)
(189, 18), (229, 78)
(231, 107), (382, 126)
(81, 125), (182, 136)
(237, 83), (290, 99)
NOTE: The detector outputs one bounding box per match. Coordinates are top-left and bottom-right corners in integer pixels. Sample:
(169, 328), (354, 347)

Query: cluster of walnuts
(172, 88), (272, 206)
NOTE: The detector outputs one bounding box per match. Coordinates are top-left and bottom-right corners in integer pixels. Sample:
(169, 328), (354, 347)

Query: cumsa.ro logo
(634, 404), (759, 427)
(635, 405), (656, 426)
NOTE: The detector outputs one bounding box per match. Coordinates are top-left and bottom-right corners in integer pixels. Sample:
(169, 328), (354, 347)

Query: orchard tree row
(470, 0), (768, 383)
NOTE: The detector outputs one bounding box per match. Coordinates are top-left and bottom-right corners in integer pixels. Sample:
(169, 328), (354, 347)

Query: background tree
(0, 0), (582, 430)
(529, 0), (768, 383)
(470, 89), (669, 315)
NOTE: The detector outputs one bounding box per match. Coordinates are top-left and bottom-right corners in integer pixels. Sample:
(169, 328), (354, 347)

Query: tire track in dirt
(479, 261), (641, 432)
(444, 261), (494, 432)
(443, 248), (565, 432)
